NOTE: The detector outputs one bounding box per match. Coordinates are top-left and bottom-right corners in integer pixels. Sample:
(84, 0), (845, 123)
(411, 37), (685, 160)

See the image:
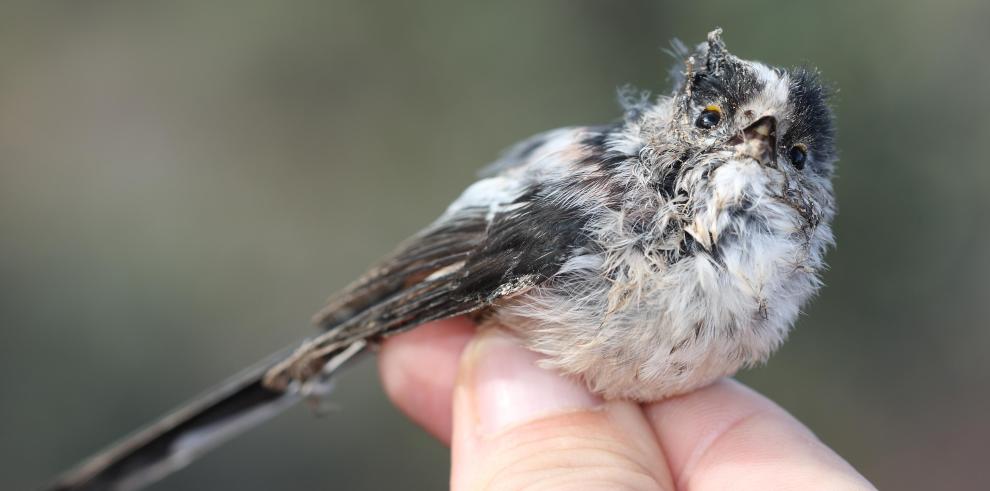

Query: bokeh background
(3, 1), (988, 489)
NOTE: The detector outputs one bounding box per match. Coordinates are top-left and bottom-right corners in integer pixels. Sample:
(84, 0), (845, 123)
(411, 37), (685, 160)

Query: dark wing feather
(264, 193), (593, 387)
(309, 185), (592, 345)
(312, 211), (489, 329)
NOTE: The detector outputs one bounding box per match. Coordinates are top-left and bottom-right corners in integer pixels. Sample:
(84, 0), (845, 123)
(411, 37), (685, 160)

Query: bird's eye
(695, 105), (722, 129)
(788, 144), (808, 170)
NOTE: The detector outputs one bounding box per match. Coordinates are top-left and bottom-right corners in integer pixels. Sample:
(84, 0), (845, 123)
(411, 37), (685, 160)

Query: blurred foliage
(2, 1), (989, 489)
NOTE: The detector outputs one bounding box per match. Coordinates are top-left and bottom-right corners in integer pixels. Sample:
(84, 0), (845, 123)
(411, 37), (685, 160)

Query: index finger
(643, 379), (876, 490)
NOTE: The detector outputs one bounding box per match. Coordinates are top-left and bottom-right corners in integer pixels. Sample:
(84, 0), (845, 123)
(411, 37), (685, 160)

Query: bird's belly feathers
(493, 216), (819, 401)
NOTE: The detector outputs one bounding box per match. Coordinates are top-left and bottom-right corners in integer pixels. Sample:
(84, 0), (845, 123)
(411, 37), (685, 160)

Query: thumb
(450, 329), (674, 491)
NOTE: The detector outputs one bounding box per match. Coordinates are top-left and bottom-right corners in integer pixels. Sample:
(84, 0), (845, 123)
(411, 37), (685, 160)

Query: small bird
(50, 28), (837, 491)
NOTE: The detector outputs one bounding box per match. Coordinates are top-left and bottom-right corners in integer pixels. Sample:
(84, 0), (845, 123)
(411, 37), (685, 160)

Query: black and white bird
(50, 29), (837, 491)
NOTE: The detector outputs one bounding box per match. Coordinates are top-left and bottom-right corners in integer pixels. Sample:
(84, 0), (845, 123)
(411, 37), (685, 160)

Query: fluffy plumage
(50, 28), (837, 490)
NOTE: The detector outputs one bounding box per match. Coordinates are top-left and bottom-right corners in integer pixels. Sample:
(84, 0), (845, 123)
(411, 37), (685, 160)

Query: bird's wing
(314, 126), (604, 339)
(266, 183), (593, 386)
(265, 125), (610, 386)
(330, 197), (590, 336)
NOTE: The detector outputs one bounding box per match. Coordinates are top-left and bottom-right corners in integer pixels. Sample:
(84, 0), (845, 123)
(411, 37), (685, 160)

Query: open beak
(734, 115), (777, 167)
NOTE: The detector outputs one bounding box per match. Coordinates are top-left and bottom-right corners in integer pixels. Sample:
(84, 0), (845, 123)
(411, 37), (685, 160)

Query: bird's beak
(733, 115), (777, 167)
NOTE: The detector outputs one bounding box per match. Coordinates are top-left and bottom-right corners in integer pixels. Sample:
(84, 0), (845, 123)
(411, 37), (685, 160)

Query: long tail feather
(47, 340), (367, 491)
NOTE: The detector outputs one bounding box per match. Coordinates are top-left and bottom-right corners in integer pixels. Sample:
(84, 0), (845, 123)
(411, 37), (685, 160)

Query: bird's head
(631, 28), (836, 259)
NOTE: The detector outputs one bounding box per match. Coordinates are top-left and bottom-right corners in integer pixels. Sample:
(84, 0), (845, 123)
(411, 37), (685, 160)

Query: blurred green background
(2, 1), (988, 489)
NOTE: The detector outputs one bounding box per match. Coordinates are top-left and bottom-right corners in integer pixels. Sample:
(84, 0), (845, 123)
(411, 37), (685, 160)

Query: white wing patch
(443, 176), (522, 217)
(444, 127), (592, 220)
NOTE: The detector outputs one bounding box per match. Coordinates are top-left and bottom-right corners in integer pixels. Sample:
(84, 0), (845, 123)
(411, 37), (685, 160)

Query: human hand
(379, 317), (876, 490)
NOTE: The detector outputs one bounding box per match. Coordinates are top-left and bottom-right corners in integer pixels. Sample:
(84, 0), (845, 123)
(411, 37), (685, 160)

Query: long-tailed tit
(50, 29), (837, 491)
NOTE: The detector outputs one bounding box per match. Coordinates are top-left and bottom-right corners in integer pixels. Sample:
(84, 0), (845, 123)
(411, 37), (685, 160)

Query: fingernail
(463, 329), (602, 436)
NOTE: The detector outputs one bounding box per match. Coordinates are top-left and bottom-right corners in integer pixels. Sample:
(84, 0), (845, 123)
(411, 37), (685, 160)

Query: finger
(451, 329), (674, 491)
(644, 379), (876, 490)
(377, 316), (476, 444)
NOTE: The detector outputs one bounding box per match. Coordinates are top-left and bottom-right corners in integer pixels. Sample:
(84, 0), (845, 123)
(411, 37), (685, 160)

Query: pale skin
(378, 317), (877, 491)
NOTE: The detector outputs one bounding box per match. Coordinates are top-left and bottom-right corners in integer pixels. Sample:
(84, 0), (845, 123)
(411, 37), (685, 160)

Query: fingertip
(457, 329), (603, 436)
(451, 330), (674, 491)
(643, 380), (789, 481)
(378, 317), (476, 445)
(644, 379), (874, 490)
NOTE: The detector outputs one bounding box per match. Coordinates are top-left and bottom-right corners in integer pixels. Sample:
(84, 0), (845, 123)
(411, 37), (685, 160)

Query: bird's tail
(47, 339), (368, 491)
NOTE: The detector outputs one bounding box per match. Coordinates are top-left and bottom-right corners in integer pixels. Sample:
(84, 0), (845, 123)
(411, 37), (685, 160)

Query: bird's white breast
(494, 159), (825, 401)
